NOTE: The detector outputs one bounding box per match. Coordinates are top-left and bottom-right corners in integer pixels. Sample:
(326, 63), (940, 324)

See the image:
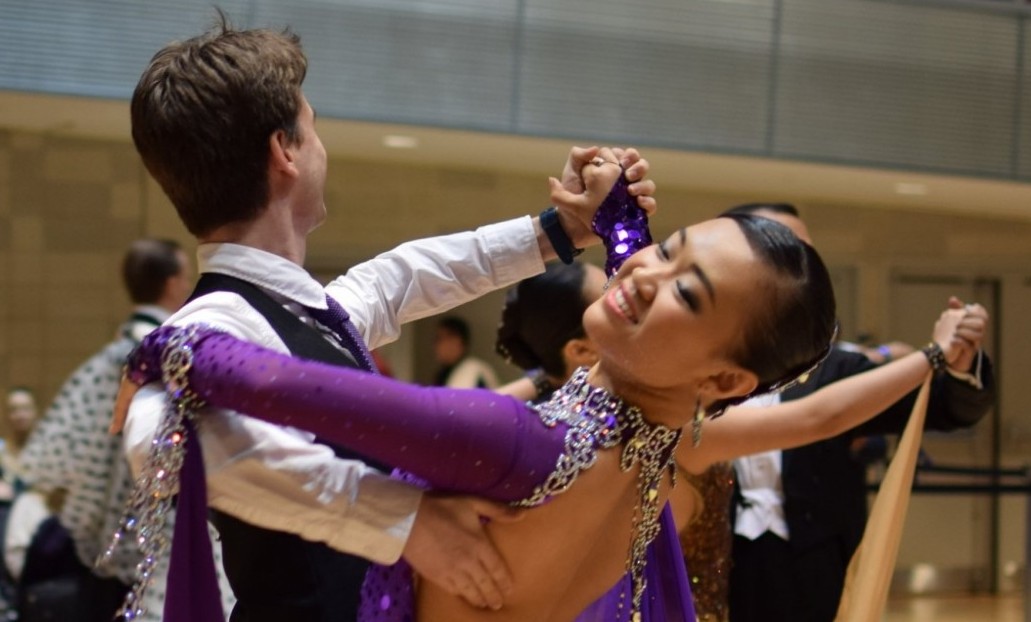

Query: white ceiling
(3, 90), (1030, 222)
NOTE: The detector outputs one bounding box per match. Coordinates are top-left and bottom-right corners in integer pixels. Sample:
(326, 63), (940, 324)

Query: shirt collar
(196, 243), (328, 309)
(132, 305), (172, 324)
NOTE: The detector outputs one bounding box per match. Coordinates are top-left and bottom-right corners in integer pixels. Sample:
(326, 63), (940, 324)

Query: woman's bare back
(417, 449), (673, 621)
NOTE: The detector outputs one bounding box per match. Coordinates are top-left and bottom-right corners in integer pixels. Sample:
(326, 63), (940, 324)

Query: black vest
(189, 273), (387, 622)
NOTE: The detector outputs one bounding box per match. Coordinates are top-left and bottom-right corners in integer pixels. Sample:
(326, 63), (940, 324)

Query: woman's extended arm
(123, 325), (566, 503)
(678, 306), (977, 473)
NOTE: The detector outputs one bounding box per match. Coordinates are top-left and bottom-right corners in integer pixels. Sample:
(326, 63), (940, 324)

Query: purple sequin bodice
(592, 172), (652, 276)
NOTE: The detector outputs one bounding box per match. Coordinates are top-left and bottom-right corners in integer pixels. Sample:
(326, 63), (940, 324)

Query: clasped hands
(932, 296), (988, 373)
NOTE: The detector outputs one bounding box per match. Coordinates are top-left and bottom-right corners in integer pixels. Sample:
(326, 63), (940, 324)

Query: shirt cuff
(946, 349), (984, 390)
(478, 216), (545, 286)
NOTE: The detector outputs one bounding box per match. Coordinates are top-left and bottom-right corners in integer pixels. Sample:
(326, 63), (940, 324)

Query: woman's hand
(548, 146), (656, 249)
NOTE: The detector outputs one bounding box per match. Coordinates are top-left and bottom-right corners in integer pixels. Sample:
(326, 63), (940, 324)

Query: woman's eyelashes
(677, 282), (700, 312)
(656, 242), (701, 312)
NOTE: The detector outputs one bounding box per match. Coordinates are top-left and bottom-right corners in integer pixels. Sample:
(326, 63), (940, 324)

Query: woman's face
(583, 218), (766, 394)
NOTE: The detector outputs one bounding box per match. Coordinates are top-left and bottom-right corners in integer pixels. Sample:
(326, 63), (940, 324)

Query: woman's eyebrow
(678, 228), (715, 304)
(691, 263), (715, 304)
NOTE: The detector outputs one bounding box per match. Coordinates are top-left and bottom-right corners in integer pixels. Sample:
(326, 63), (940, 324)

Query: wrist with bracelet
(921, 342), (947, 373)
(539, 206), (584, 265)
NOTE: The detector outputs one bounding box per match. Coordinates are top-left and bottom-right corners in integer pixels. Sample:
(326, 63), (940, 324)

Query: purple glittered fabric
(592, 171), (652, 277)
(164, 418), (224, 622)
(128, 327), (567, 501)
(308, 294), (379, 372)
(360, 556), (417, 621)
(575, 505), (696, 622)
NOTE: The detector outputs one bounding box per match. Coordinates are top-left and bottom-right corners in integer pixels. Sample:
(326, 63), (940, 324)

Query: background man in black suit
(723, 203), (995, 622)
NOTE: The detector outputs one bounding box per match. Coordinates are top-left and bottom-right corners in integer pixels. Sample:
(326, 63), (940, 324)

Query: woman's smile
(606, 281), (640, 324)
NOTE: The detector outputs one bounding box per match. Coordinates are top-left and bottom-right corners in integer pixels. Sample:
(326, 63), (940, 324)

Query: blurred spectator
(432, 316), (499, 389)
(0, 388), (39, 501)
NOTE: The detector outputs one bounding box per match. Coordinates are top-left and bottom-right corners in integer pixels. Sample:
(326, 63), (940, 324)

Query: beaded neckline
(521, 367), (683, 620)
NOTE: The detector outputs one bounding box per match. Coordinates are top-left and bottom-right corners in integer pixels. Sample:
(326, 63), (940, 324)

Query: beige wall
(1, 126), (1028, 589)
(3, 126), (1030, 416)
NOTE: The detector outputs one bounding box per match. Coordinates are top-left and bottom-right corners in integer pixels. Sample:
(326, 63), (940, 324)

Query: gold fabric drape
(835, 375), (932, 622)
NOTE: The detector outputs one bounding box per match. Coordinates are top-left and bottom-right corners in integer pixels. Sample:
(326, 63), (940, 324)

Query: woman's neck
(586, 364), (695, 430)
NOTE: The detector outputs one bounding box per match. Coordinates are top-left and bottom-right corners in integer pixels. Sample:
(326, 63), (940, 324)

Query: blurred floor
(884, 594), (1024, 621)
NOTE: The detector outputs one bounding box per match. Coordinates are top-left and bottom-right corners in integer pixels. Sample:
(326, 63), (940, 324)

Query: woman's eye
(657, 242), (670, 260)
(677, 282), (700, 312)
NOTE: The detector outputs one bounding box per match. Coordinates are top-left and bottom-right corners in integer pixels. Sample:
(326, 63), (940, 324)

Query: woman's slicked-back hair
(721, 203), (800, 218)
(130, 10), (308, 237)
(496, 263), (590, 378)
(711, 213), (837, 415)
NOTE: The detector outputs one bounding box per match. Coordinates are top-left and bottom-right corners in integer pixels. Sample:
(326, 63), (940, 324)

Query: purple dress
(123, 333), (696, 622)
(113, 172), (696, 622)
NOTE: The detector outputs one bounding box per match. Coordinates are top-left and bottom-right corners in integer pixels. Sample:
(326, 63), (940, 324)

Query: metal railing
(870, 463), (1031, 620)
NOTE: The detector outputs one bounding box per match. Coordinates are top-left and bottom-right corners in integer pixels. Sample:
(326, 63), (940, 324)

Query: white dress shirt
(732, 393), (791, 541)
(732, 350), (986, 544)
(124, 217), (543, 565)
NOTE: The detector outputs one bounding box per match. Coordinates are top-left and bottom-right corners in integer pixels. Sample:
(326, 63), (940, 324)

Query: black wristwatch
(540, 206), (583, 265)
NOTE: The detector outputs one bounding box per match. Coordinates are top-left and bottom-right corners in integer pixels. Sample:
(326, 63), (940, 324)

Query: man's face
(293, 95), (329, 233)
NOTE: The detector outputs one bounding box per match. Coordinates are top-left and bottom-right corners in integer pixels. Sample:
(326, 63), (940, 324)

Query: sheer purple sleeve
(128, 325), (567, 502)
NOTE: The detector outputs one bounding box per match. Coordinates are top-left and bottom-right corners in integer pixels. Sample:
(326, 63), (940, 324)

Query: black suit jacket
(775, 348), (995, 556)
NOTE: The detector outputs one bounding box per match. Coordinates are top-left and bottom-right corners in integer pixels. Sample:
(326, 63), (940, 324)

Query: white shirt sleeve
(327, 216), (544, 350)
(122, 293), (423, 565)
(946, 349), (985, 390)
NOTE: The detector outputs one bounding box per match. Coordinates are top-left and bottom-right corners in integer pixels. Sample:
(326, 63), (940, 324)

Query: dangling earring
(692, 398), (705, 448)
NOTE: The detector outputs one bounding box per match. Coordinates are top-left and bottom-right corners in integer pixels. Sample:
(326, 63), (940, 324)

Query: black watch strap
(540, 206), (583, 265)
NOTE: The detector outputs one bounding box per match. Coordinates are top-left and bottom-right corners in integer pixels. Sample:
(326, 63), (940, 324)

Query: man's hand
(402, 493), (523, 611)
(944, 296), (989, 373)
(548, 146), (656, 250)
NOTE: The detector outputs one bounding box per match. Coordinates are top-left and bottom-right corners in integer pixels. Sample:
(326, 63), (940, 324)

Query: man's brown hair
(131, 12), (308, 236)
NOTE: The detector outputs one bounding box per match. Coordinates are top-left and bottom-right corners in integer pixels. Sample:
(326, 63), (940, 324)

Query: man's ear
(702, 365), (758, 401)
(268, 130), (297, 178)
